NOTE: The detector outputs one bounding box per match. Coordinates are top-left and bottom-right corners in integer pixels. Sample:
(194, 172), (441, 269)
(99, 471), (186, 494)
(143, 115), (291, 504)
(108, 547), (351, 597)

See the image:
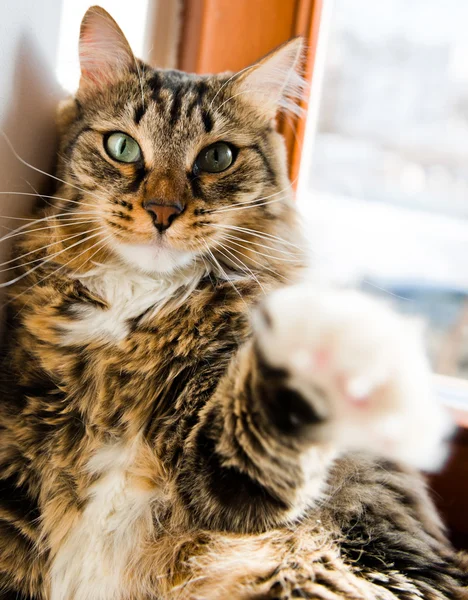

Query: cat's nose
(143, 200), (184, 233)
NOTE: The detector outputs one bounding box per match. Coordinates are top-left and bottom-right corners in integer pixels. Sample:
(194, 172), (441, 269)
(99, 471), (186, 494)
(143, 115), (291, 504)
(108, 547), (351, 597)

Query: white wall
(0, 0), (64, 296)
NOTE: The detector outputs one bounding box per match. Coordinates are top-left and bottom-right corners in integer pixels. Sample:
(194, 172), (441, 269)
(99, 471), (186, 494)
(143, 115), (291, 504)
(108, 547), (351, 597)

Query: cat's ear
(78, 6), (135, 90)
(235, 38), (306, 118)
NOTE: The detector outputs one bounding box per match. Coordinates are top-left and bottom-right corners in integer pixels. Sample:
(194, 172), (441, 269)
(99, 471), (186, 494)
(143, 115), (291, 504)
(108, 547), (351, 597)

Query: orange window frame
(178, 0), (324, 186)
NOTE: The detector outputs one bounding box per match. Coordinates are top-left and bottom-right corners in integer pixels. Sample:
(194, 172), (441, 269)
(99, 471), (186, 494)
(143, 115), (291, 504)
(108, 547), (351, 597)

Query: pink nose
(144, 200), (184, 232)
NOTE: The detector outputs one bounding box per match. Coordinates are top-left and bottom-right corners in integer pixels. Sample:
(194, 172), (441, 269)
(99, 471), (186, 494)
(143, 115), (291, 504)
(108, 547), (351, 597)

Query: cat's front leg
(255, 284), (453, 471)
(177, 284), (452, 533)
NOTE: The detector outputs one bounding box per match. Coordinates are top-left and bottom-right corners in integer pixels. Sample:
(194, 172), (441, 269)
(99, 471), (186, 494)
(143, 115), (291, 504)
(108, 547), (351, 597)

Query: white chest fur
(50, 442), (158, 600)
(61, 262), (205, 345)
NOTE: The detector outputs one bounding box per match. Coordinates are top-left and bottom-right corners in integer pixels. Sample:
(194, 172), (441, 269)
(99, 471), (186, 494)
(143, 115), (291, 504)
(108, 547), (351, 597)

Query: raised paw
(253, 284), (453, 471)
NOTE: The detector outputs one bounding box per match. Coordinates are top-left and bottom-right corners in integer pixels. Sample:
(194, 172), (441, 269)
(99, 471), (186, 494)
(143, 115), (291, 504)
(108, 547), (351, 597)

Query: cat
(0, 5), (466, 599)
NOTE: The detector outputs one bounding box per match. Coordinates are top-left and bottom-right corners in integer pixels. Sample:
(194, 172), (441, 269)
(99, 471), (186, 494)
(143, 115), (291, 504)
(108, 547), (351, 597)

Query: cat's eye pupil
(195, 142), (233, 174)
(105, 132), (141, 163)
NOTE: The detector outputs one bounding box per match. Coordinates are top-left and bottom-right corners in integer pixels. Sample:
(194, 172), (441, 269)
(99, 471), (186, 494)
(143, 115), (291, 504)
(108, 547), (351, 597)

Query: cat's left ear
(78, 6), (135, 90)
(234, 38), (306, 119)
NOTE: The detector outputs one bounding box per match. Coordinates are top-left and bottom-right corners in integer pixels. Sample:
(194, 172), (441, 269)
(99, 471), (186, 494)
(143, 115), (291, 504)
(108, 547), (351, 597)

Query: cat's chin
(114, 242), (195, 275)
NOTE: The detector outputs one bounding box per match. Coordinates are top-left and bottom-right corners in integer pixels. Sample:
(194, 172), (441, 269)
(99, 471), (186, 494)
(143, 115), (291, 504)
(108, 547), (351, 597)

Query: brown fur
(0, 6), (466, 599)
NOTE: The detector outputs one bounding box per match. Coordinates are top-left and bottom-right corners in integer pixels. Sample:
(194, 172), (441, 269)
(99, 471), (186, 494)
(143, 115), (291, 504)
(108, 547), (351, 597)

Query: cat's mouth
(113, 241), (195, 275)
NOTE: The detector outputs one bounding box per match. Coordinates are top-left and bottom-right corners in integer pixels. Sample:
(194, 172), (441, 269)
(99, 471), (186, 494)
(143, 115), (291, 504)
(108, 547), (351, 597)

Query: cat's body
(0, 7), (466, 599)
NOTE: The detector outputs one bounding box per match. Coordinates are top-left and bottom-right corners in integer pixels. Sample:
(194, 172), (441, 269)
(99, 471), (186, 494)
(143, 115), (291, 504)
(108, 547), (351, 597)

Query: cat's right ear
(234, 38), (306, 119)
(78, 6), (135, 91)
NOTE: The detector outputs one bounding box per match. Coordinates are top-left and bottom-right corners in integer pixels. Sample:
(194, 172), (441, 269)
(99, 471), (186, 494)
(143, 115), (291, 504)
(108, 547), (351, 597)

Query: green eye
(194, 142), (234, 174)
(105, 132), (141, 163)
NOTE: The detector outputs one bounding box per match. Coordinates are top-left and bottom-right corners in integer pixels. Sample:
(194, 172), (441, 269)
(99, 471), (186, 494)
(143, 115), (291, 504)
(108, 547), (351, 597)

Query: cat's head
(55, 6), (305, 276)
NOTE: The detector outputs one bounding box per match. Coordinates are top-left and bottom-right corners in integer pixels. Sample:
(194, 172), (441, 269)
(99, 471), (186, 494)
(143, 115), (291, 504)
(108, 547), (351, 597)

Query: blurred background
(297, 0), (468, 392)
(0, 0), (466, 545)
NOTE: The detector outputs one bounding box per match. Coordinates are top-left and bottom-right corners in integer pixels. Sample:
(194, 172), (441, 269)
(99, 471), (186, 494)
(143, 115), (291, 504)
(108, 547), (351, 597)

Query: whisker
(25, 180), (56, 211)
(215, 241), (266, 294)
(217, 223), (336, 264)
(23, 219), (100, 233)
(8, 218), (99, 238)
(1, 132), (105, 203)
(24, 179), (55, 208)
(199, 254), (216, 289)
(221, 240), (292, 283)
(219, 234), (300, 263)
(212, 195), (289, 214)
(0, 191), (98, 210)
(8, 234), (113, 312)
(202, 240), (247, 306)
(205, 223), (303, 251)
(221, 232), (301, 258)
(0, 227), (106, 288)
(0, 211), (96, 224)
(70, 235), (113, 278)
(0, 211), (101, 244)
(209, 183), (294, 213)
(0, 215), (48, 223)
(0, 222), (102, 269)
(0, 210), (97, 224)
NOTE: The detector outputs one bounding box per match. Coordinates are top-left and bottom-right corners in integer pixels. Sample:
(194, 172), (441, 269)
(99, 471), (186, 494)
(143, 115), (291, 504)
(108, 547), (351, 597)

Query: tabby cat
(0, 6), (466, 600)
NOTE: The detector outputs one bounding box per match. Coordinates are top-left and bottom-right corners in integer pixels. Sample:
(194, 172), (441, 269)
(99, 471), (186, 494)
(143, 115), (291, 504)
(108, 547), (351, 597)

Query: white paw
(253, 284), (453, 471)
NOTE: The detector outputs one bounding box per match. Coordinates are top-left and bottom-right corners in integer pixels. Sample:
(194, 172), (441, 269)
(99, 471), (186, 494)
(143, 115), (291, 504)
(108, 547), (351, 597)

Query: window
(297, 0), (468, 406)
